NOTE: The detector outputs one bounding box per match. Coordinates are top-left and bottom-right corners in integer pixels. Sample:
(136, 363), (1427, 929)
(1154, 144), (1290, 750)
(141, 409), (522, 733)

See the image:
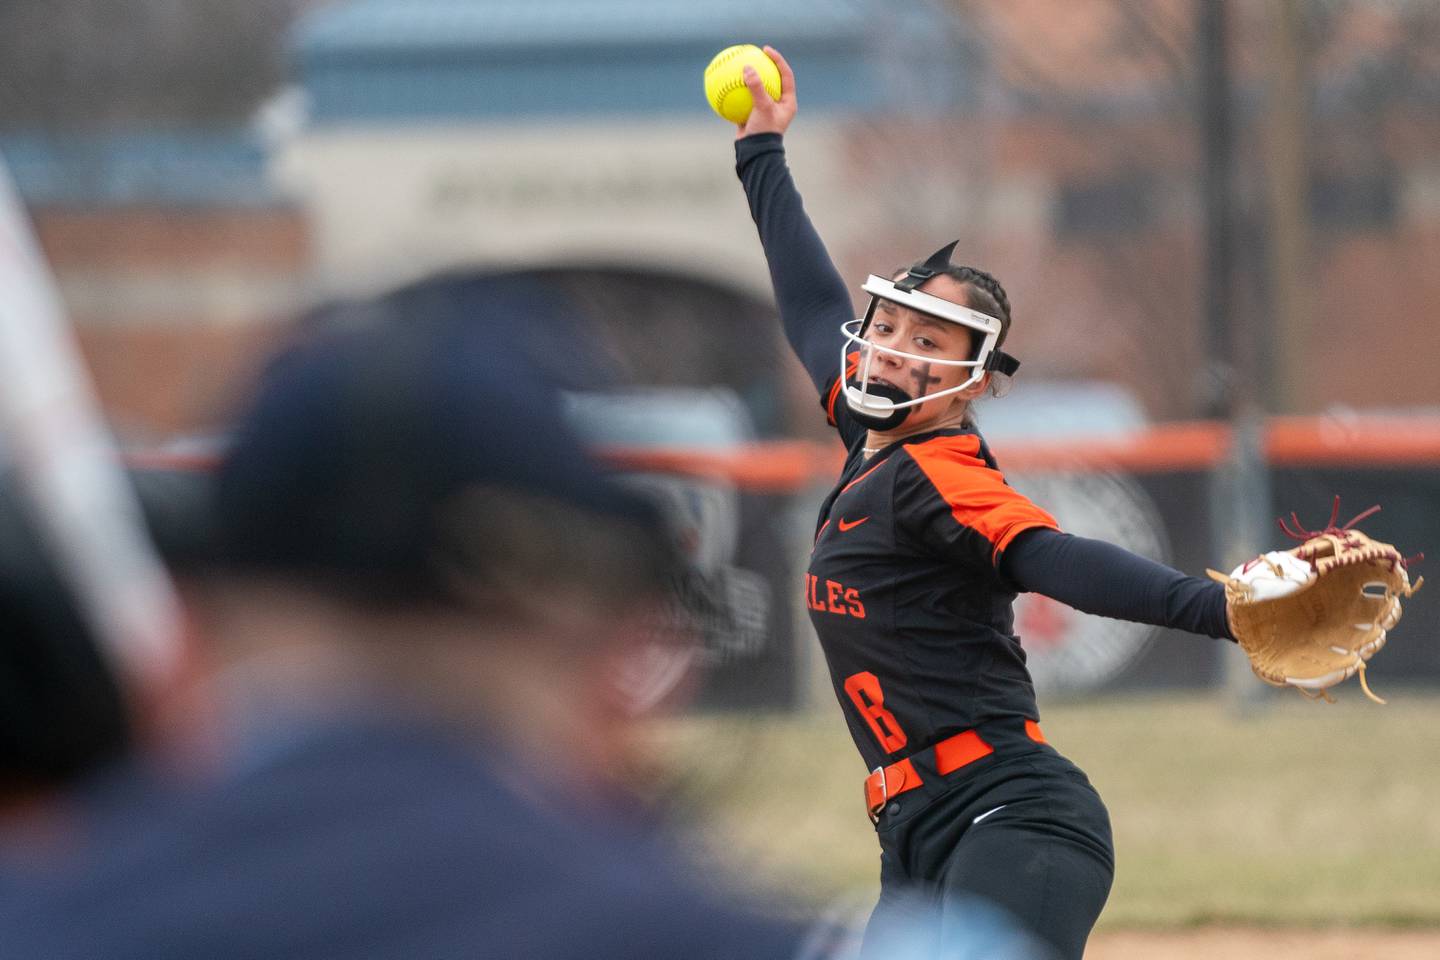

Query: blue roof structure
(1, 2), (976, 205)
(297, 0), (869, 51)
(0, 133), (281, 208)
(291, 0), (978, 124)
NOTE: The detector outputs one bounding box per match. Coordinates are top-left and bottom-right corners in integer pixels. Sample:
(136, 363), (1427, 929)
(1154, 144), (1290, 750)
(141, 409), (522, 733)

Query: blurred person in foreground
(0, 279), (822, 959)
(0, 274), (1059, 960)
(0, 470), (132, 839)
(0, 452), (216, 841)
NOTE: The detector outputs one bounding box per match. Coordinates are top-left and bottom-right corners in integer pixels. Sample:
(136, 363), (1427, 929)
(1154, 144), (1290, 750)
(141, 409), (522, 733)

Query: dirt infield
(1087, 928), (1440, 959)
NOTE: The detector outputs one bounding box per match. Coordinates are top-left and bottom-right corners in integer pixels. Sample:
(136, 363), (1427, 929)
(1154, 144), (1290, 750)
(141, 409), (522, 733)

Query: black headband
(893, 240), (1020, 376)
(893, 240), (960, 293)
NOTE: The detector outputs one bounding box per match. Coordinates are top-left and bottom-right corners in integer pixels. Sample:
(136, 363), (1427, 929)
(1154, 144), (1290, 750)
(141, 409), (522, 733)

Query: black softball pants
(859, 747), (1114, 960)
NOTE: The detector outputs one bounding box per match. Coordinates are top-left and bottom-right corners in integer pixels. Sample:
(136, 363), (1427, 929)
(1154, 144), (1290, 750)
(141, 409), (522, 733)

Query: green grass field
(655, 690), (1440, 930)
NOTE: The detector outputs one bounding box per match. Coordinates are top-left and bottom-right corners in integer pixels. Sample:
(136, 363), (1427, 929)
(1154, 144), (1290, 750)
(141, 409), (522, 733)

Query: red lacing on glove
(1277, 494), (1379, 542)
(1275, 496), (1423, 571)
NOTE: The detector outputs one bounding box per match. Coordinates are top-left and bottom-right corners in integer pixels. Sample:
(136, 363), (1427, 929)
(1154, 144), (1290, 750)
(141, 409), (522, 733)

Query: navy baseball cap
(213, 277), (672, 600)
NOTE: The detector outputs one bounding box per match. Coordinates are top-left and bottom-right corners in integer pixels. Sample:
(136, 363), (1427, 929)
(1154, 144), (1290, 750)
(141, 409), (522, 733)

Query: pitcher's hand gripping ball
(704, 44), (781, 124)
(1209, 499), (1423, 703)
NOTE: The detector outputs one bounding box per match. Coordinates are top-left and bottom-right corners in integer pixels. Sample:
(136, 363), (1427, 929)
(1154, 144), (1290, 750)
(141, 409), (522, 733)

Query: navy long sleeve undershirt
(1003, 528), (1234, 640)
(735, 133), (849, 394)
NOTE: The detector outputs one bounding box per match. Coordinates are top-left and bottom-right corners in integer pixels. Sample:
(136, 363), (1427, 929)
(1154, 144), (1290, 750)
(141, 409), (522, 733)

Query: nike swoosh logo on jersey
(972, 804), (1007, 825)
(837, 517), (870, 532)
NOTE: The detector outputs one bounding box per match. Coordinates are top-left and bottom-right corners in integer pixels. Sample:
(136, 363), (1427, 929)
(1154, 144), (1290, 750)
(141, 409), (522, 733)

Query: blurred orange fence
(125, 414), (1440, 705)
(600, 415), (1440, 491)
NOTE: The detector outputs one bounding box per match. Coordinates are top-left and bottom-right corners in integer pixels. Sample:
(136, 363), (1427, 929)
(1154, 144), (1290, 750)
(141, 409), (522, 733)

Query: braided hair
(892, 260), (1012, 344)
(892, 259), (1015, 420)
(937, 264), (1012, 347)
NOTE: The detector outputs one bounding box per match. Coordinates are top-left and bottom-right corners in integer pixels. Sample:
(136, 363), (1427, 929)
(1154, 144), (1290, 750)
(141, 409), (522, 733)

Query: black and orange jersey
(737, 132), (1054, 765)
(807, 426), (1058, 770)
(737, 131), (1230, 773)
(735, 132), (1054, 766)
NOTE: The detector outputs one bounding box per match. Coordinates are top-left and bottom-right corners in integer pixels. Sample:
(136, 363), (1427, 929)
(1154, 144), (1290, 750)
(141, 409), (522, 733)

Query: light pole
(1197, 0), (1271, 710)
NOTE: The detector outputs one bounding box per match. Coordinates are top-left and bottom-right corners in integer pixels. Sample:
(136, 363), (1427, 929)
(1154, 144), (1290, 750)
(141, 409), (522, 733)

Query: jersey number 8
(843, 671), (908, 753)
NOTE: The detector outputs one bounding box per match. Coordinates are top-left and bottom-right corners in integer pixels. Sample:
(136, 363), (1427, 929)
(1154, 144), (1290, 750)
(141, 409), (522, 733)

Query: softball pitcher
(730, 47), (1236, 959)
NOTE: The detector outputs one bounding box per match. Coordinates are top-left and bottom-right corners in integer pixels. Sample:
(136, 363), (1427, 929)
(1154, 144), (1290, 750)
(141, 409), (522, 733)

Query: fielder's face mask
(840, 240), (1021, 431)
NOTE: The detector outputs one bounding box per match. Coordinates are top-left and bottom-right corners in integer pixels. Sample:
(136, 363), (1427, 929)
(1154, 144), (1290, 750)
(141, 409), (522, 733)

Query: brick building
(3, 135), (308, 439)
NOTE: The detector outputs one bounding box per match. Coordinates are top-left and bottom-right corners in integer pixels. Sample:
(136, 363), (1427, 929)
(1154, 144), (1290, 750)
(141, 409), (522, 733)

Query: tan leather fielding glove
(1209, 502), (1422, 704)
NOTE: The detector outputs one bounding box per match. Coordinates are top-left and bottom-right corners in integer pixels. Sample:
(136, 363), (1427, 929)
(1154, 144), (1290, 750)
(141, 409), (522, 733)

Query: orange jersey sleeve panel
(904, 434), (1059, 565)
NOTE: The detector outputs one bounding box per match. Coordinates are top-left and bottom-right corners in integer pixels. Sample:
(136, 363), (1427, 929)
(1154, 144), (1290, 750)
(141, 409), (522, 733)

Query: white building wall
(272, 119), (883, 301)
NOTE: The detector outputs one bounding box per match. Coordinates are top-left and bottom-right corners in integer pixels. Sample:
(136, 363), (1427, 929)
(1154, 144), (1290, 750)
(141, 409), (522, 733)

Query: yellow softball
(703, 44), (782, 124)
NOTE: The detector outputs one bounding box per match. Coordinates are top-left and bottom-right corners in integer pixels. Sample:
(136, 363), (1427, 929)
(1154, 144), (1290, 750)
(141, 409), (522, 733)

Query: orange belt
(863, 720), (1046, 822)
